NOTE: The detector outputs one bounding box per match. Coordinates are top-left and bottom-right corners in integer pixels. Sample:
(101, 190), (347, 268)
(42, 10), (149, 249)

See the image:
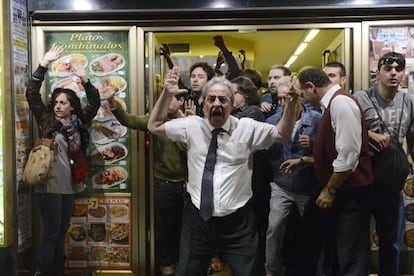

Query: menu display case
(31, 26), (145, 274)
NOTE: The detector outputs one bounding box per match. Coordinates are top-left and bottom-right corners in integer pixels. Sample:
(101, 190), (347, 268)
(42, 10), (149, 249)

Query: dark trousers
(36, 193), (75, 276)
(371, 186), (403, 276)
(154, 179), (185, 267)
(298, 186), (371, 276)
(176, 200), (259, 276)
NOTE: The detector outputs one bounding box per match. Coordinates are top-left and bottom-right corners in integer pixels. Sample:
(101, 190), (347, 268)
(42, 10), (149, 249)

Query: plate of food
(112, 248), (130, 263)
(70, 225), (86, 242)
(404, 178), (414, 197)
(51, 76), (85, 97)
(92, 166), (128, 189)
(88, 224), (107, 242)
(91, 120), (127, 145)
(51, 53), (88, 76)
(95, 98), (127, 122)
(404, 229), (414, 248)
(110, 223), (129, 243)
(405, 203), (414, 223)
(89, 248), (108, 262)
(93, 76), (127, 98)
(90, 53), (125, 76)
(108, 205), (129, 220)
(72, 204), (88, 217)
(90, 142), (128, 166)
(88, 206), (106, 218)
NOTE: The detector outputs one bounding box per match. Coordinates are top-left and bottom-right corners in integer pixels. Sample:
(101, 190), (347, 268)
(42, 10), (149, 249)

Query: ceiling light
(286, 56), (297, 66)
(294, 43), (308, 56)
(304, 29), (320, 43)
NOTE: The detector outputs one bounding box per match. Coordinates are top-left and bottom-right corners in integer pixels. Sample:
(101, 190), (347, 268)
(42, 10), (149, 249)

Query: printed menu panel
(44, 31), (131, 193)
(65, 196), (131, 269)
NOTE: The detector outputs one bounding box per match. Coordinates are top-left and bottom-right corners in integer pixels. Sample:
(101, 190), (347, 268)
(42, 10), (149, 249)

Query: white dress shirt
(320, 84), (362, 172)
(165, 115), (279, 216)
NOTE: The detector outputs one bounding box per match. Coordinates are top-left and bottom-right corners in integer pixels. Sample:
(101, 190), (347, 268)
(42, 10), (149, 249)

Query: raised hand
(164, 67), (187, 96)
(41, 45), (64, 67)
(71, 61), (87, 82)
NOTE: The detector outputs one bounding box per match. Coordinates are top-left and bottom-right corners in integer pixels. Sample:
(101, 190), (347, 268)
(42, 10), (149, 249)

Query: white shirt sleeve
(330, 95), (362, 172)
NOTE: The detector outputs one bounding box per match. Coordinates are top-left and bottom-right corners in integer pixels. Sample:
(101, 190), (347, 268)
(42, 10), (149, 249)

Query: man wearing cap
(354, 52), (414, 276)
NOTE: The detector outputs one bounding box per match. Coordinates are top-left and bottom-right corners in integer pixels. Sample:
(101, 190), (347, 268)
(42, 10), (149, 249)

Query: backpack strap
(366, 89), (404, 139)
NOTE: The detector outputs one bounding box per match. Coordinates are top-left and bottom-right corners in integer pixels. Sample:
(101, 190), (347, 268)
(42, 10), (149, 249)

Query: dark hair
(325, 61), (347, 77)
(298, 67), (331, 88)
(377, 52), (405, 71)
(43, 88), (82, 132)
(240, 68), (262, 88)
(268, 65), (291, 76)
(189, 62), (215, 80)
(231, 76), (261, 106)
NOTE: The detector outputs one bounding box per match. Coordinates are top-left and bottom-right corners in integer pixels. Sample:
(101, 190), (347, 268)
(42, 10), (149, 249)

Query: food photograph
(91, 120), (127, 145)
(92, 166), (128, 190)
(94, 98), (127, 122)
(110, 223), (129, 244)
(93, 76), (127, 99)
(88, 223), (107, 243)
(51, 53), (88, 76)
(108, 205), (129, 222)
(89, 142), (128, 166)
(89, 53), (125, 76)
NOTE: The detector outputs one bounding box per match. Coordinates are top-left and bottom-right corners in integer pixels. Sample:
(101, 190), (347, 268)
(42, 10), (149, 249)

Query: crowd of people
(28, 38), (414, 276)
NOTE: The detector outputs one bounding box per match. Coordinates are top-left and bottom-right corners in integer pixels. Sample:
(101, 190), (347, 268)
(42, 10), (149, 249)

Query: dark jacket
(266, 104), (321, 195)
(26, 65), (100, 153)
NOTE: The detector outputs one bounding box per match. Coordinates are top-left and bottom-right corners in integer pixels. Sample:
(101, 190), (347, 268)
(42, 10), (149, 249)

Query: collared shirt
(320, 84), (361, 172)
(165, 115), (279, 216)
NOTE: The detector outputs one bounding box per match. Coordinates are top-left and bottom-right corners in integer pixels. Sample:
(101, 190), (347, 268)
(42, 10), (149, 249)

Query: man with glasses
(354, 52), (414, 276)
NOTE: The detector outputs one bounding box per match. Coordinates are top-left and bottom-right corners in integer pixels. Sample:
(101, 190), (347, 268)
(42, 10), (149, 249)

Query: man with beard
(261, 65), (291, 118)
(148, 66), (299, 276)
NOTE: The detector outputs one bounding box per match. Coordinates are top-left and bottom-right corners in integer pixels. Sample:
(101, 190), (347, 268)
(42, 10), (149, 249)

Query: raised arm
(275, 78), (299, 142)
(148, 66), (187, 136)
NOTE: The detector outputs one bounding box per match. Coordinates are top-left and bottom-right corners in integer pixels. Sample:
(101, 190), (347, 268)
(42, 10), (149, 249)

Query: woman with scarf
(26, 46), (100, 275)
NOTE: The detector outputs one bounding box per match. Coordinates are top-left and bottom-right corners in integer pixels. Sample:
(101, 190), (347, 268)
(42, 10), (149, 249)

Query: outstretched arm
(148, 67), (187, 136)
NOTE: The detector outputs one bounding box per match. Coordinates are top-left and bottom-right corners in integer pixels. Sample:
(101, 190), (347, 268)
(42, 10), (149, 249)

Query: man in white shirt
(148, 66), (298, 275)
(294, 67), (372, 276)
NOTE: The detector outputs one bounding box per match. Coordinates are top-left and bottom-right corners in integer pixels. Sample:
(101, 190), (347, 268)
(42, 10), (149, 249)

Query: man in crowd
(265, 76), (321, 276)
(261, 65), (291, 118)
(296, 67), (373, 276)
(148, 67), (299, 275)
(188, 62), (215, 117)
(354, 52), (414, 276)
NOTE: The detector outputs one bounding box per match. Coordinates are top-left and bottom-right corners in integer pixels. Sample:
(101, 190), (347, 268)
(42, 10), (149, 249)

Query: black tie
(199, 128), (222, 221)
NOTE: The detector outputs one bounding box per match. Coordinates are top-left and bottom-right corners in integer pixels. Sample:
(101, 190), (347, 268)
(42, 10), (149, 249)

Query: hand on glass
(42, 45), (64, 67)
(164, 67), (187, 96)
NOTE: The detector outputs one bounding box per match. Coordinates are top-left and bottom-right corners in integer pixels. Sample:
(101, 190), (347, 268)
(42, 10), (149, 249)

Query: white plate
(51, 76), (86, 97)
(92, 166), (128, 189)
(94, 99), (127, 122)
(108, 205), (129, 219)
(91, 120), (127, 144)
(50, 53), (88, 77)
(93, 76), (127, 99)
(89, 53), (125, 76)
(90, 142), (128, 166)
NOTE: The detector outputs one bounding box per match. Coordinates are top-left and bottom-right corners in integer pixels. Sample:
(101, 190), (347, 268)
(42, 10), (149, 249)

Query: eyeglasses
(379, 56), (405, 72)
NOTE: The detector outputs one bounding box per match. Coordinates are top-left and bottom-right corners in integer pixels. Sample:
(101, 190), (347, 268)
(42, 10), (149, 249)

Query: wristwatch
(326, 183), (337, 196)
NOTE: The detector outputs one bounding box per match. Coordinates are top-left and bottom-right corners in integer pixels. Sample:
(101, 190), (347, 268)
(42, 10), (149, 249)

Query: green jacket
(111, 103), (187, 182)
